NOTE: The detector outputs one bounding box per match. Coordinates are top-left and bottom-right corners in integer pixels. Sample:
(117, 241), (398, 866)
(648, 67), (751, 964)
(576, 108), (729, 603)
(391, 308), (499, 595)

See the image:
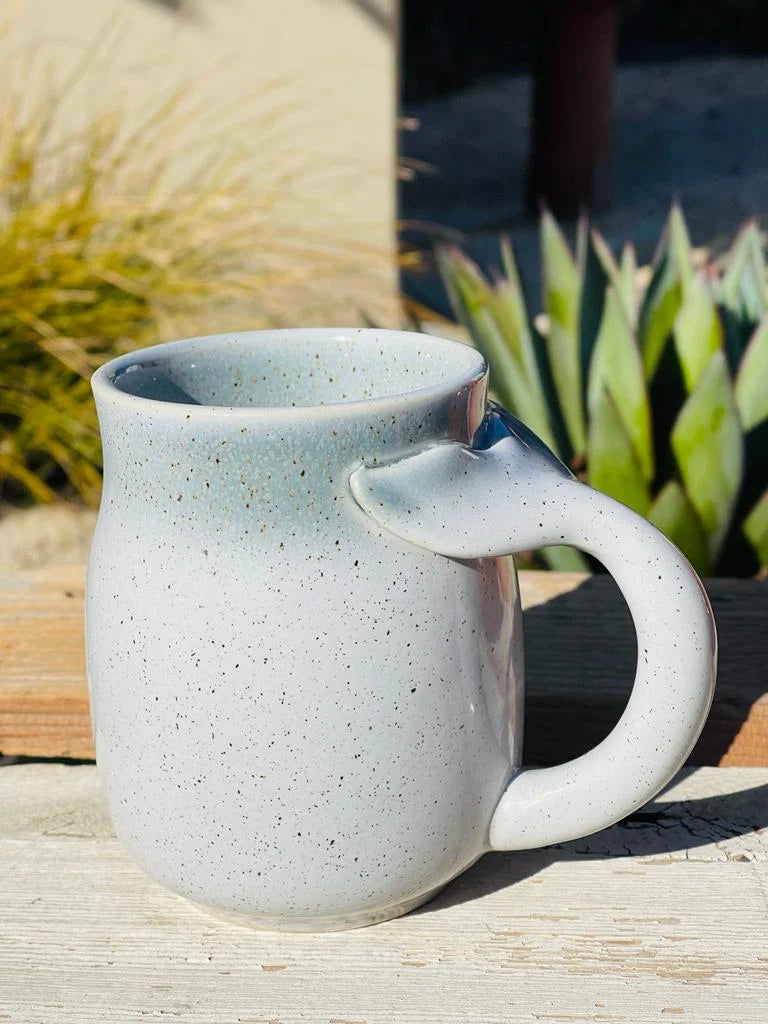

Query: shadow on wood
(522, 574), (768, 768)
(417, 775), (768, 916)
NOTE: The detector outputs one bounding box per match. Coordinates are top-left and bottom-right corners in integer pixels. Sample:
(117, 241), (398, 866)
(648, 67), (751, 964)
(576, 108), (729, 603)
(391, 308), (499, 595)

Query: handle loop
(350, 405), (716, 850)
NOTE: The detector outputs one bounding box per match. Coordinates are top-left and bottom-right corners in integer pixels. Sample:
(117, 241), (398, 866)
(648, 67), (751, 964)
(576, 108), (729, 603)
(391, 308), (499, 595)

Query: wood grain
(0, 565), (766, 764)
(0, 565), (90, 758)
(0, 765), (766, 1023)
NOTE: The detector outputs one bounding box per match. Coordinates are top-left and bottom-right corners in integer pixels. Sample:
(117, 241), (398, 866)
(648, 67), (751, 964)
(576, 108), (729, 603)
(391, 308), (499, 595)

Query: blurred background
(400, 0), (768, 309)
(1, 0), (766, 580)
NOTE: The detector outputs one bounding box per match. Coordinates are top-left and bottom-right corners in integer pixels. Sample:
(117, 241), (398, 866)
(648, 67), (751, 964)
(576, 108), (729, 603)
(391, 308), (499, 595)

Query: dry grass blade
(0, 66), (354, 506)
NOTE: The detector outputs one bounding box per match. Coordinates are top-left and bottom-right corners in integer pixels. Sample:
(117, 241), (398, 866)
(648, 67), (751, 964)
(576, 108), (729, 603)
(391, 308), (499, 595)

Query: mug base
(187, 885), (445, 932)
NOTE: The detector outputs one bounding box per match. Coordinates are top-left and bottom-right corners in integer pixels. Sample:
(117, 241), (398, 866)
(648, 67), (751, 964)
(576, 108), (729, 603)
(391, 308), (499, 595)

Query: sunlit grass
(0, 73), (358, 506)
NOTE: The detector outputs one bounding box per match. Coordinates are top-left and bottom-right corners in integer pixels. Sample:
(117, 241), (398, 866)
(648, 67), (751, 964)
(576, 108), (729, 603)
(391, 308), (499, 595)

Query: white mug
(87, 329), (716, 931)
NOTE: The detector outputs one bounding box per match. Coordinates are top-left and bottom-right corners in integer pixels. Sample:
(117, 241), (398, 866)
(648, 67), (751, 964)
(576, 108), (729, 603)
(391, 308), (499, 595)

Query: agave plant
(438, 205), (768, 577)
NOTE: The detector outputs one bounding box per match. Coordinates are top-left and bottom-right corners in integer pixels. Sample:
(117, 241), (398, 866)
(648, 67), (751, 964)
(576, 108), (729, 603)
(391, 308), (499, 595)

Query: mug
(87, 329), (716, 931)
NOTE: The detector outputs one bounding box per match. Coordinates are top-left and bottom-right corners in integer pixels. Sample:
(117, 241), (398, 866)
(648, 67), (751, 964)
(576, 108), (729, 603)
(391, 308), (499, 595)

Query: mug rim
(91, 328), (488, 421)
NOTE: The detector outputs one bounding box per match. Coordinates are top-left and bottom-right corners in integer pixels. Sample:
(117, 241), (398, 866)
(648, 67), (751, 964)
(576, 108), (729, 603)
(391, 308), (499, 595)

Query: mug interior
(106, 330), (484, 410)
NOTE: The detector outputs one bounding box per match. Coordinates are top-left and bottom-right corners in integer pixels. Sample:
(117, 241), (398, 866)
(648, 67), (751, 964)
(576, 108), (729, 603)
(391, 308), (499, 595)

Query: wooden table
(1, 567), (767, 1022)
(2, 566), (767, 765)
(2, 765), (767, 1022)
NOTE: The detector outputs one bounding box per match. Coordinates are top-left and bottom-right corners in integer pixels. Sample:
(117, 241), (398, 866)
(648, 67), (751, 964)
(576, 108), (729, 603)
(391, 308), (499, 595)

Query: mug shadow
(415, 776), (768, 917)
(520, 573), (768, 766)
(413, 570), (768, 917)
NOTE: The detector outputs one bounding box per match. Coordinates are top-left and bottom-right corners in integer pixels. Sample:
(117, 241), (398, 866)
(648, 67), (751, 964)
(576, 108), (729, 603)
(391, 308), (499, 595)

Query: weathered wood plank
(3, 764), (767, 860)
(0, 565), (90, 758)
(0, 766), (766, 1023)
(1, 566), (766, 764)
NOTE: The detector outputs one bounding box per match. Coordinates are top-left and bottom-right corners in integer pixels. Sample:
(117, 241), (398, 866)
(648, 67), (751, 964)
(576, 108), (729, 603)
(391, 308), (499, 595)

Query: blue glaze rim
(91, 328), (488, 422)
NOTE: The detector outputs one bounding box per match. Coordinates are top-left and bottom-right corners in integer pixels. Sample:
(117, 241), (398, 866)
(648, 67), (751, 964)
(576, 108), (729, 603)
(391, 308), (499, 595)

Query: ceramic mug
(87, 329), (716, 931)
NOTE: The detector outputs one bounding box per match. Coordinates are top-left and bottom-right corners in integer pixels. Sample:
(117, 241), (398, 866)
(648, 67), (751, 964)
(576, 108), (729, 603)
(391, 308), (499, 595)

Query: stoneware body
(88, 329), (716, 931)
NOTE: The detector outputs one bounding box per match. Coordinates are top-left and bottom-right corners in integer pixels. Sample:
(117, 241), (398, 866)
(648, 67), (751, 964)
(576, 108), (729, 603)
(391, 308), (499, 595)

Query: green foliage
(540, 210), (586, 455)
(0, 85), (328, 506)
(438, 205), (768, 576)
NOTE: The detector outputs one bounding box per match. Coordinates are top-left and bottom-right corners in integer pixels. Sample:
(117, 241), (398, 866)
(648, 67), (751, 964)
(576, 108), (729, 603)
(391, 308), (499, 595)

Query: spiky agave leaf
(498, 235), (552, 435)
(435, 203), (767, 575)
(744, 491), (768, 569)
(720, 221), (767, 332)
(588, 387), (650, 517)
(648, 481), (711, 576)
(540, 209), (586, 455)
(617, 243), (639, 329)
(639, 206), (690, 379)
(667, 202), (694, 297)
(438, 244), (560, 453)
(587, 284), (654, 484)
(671, 350), (744, 561)
(437, 246), (523, 414)
(717, 221), (768, 372)
(734, 314), (768, 432)
(673, 275), (724, 392)
(578, 230), (611, 412)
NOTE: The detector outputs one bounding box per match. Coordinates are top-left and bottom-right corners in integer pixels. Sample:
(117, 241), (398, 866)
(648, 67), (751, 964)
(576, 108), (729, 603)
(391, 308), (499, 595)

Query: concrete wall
(1, 0), (398, 324)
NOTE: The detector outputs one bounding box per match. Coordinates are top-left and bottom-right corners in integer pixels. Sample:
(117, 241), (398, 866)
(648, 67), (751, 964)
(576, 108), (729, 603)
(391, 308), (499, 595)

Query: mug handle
(349, 403), (717, 851)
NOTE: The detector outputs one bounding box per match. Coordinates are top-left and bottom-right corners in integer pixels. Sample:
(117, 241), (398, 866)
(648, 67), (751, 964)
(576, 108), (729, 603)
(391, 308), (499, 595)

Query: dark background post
(527, 0), (619, 216)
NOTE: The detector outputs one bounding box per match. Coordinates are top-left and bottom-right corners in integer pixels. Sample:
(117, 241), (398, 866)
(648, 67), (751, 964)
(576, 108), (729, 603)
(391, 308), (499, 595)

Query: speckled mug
(87, 329), (716, 932)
